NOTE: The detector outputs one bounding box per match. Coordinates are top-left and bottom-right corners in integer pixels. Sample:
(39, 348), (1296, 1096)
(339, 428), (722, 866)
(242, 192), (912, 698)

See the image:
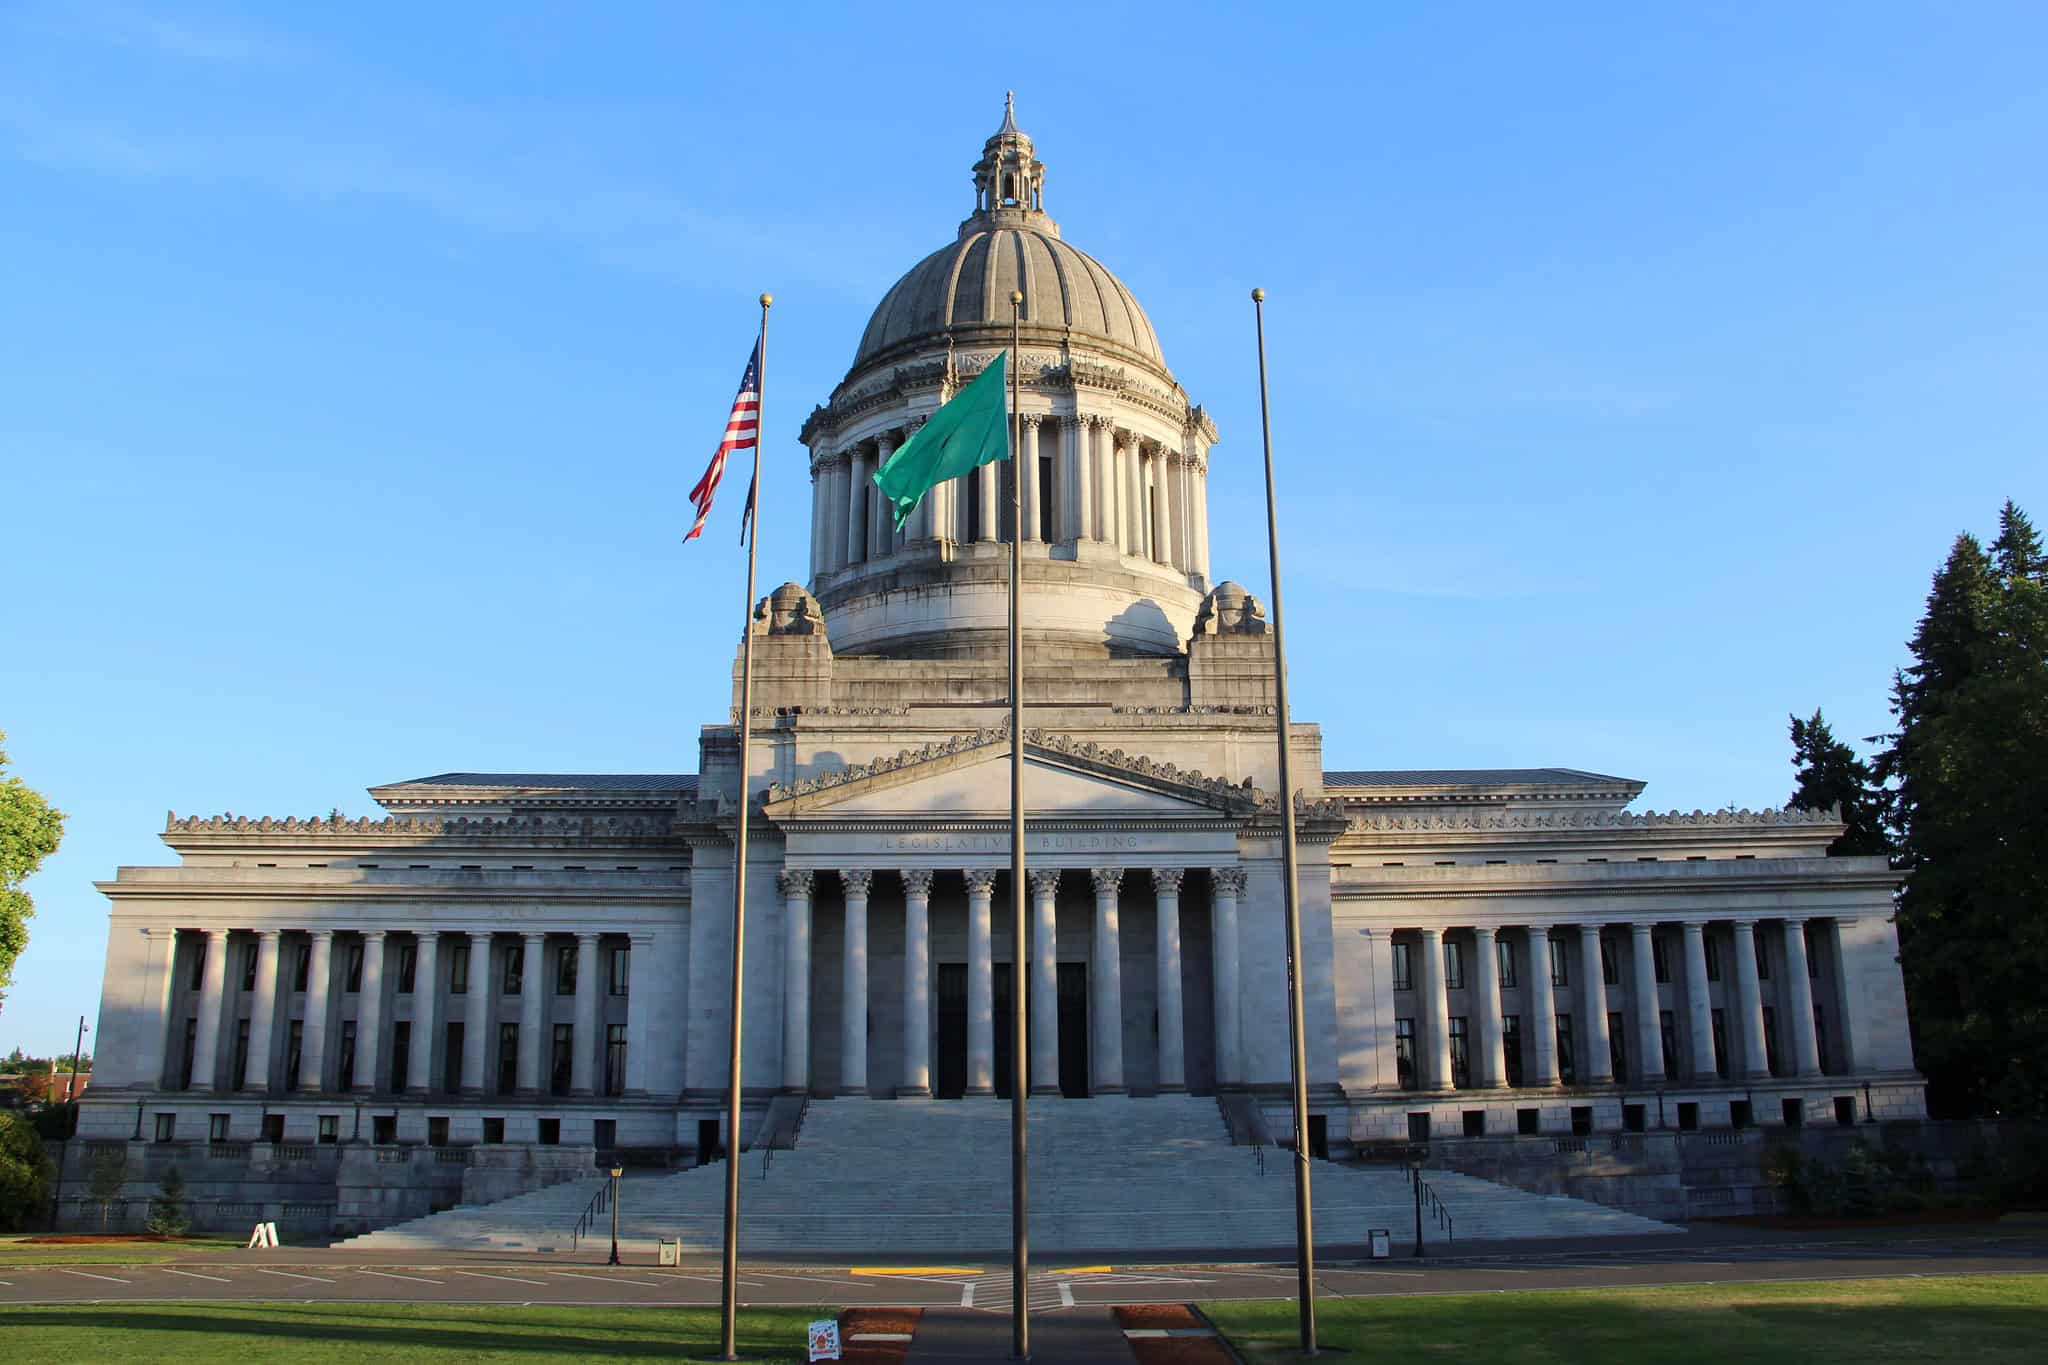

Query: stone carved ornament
(1344, 806), (1844, 835)
(164, 811), (673, 838)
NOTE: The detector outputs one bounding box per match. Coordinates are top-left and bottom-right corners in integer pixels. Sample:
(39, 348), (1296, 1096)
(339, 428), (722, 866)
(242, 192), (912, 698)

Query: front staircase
(337, 1096), (1675, 1256)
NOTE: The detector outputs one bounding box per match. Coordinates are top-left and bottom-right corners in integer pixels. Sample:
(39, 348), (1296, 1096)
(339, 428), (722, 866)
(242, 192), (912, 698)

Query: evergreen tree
(1787, 709), (1891, 856)
(1880, 503), (2048, 1119)
(146, 1165), (188, 1237)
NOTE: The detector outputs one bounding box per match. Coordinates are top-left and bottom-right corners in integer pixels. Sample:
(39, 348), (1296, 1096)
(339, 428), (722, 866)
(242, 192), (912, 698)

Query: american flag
(685, 337), (762, 543)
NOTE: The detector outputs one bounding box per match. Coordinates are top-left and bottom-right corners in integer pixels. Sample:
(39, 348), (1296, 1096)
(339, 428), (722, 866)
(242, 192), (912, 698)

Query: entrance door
(935, 964), (967, 1099)
(1057, 962), (1089, 1097)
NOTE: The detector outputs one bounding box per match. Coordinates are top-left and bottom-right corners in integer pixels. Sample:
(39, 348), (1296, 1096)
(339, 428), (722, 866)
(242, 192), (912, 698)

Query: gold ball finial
(1251, 288), (1265, 302)
(1010, 289), (1024, 306)
(759, 293), (773, 308)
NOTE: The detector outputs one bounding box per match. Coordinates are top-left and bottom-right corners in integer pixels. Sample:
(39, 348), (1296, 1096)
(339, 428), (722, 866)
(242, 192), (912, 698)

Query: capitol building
(72, 104), (1925, 1241)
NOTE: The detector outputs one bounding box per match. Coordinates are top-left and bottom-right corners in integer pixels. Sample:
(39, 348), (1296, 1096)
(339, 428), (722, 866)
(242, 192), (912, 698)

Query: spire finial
(1001, 90), (1018, 134)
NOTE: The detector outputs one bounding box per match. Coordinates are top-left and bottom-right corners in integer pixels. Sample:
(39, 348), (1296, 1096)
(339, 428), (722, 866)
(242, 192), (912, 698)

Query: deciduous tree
(0, 731), (65, 1012)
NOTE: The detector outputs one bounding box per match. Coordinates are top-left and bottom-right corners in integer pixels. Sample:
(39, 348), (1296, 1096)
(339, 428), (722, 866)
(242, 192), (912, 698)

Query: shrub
(0, 1111), (55, 1231)
(146, 1165), (189, 1237)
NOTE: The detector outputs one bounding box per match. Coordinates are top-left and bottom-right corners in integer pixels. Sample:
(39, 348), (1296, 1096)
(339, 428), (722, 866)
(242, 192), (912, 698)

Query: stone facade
(68, 101), (1924, 1233)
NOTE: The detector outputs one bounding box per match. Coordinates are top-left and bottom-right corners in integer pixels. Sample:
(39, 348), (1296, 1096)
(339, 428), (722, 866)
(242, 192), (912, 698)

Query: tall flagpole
(1252, 287), (1317, 1355)
(720, 292), (771, 1362)
(1007, 289), (1031, 1361)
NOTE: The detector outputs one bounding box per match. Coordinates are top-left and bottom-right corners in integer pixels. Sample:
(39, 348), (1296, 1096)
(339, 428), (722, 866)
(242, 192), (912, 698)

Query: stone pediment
(761, 725), (1261, 822)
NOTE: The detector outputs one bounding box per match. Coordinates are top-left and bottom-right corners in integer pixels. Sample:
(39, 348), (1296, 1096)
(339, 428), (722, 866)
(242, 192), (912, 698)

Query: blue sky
(2, 3), (2041, 1054)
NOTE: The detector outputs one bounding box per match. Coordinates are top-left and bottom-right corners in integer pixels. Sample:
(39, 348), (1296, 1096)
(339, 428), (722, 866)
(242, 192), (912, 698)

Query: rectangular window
(1555, 1014), (1577, 1085)
(538, 1117), (561, 1146)
(1607, 1012), (1626, 1080)
(240, 941), (259, 993)
(390, 1021), (412, 1094)
(1705, 934), (1722, 982)
(1462, 1109), (1486, 1138)
(556, 945), (577, 996)
(1444, 941), (1465, 991)
(318, 1114), (339, 1144)
(231, 1019), (250, 1096)
(189, 942), (206, 990)
(1763, 1005), (1782, 1076)
(398, 943), (418, 994)
(1755, 933), (1771, 980)
(1834, 1097), (1857, 1126)
(372, 1115), (397, 1145)
(1814, 1004), (1829, 1074)
(1622, 1103), (1646, 1133)
(345, 943), (364, 993)
(1570, 1105), (1592, 1136)
(551, 1023), (573, 1097)
(286, 1020), (304, 1090)
(1712, 1008), (1729, 1079)
(1391, 942), (1413, 992)
(1038, 452), (1056, 541)
(482, 1116), (505, 1144)
(503, 945), (524, 996)
(444, 1022), (464, 1094)
(497, 1023), (519, 1095)
(1600, 936), (1618, 986)
(1652, 934), (1671, 984)
(1782, 1097), (1804, 1128)
(1730, 1099), (1752, 1129)
(293, 942), (310, 992)
(209, 1112), (230, 1143)
(1503, 1015), (1524, 1088)
(1517, 1107), (1540, 1136)
(154, 1113), (176, 1143)
(1394, 1018), (1417, 1089)
(450, 943), (470, 994)
(608, 946), (630, 997)
(428, 1115), (450, 1147)
(1678, 1101), (1700, 1131)
(605, 1023), (628, 1097)
(1550, 938), (1569, 987)
(338, 1020), (358, 1091)
(1497, 938), (1517, 989)
(261, 1113), (284, 1143)
(1448, 1016), (1470, 1089)
(180, 1018), (198, 1090)
(1659, 1009), (1679, 1080)
(594, 1118), (618, 1151)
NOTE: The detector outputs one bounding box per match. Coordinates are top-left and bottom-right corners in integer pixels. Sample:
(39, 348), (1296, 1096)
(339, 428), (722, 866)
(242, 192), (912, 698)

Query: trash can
(1369, 1228), (1391, 1260)
(658, 1239), (680, 1267)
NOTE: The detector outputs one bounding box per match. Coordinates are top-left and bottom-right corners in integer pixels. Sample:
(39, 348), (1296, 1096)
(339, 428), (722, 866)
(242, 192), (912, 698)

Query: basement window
(1587, 857), (1607, 863)
(1637, 857), (1658, 862)
(1382, 861), (1404, 867)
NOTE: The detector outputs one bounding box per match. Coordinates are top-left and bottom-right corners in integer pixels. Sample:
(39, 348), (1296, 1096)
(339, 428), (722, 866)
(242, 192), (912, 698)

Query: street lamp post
(1410, 1145), (1425, 1258)
(608, 1166), (623, 1266)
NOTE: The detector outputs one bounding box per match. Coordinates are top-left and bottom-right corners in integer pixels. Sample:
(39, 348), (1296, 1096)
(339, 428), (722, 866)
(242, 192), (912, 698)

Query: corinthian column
(1783, 919), (1822, 1077)
(571, 931), (600, 1096)
(1525, 925), (1559, 1086)
(516, 932), (545, 1095)
(354, 930), (387, 1094)
(1090, 867), (1125, 1094)
(1027, 868), (1061, 1096)
(840, 870), (872, 1096)
(461, 931), (489, 1095)
(1417, 928), (1453, 1089)
(779, 870), (813, 1094)
(1020, 415), (1042, 541)
(1152, 868), (1187, 1092)
(1731, 919), (1769, 1078)
(1210, 867), (1245, 1087)
(1067, 416), (1090, 543)
(407, 932), (439, 1097)
(246, 929), (282, 1093)
(1682, 922), (1716, 1080)
(1630, 923), (1662, 1084)
(190, 930), (228, 1092)
(900, 869), (933, 1097)
(1580, 926), (1613, 1084)
(1473, 925), (1506, 1088)
(964, 868), (997, 1096)
(300, 929), (334, 1094)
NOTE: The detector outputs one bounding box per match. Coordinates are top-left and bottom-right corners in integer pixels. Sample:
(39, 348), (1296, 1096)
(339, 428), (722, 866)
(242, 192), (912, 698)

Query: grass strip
(0, 1302), (831, 1362)
(1205, 1273), (2048, 1363)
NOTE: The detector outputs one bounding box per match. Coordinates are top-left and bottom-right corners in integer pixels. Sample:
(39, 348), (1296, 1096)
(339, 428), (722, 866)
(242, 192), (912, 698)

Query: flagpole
(1007, 290), (1031, 1361)
(720, 292), (770, 1362)
(1252, 287), (1317, 1355)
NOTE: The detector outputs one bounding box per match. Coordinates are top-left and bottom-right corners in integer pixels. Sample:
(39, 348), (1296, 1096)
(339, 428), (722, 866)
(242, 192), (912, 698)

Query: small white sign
(246, 1221), (279, 1249)
(807, 1319), (841, 1361)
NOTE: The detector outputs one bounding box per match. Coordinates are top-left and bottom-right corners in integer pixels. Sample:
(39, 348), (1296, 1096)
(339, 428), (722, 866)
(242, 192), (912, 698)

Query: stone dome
(848, 94), (1166, 376)
(853, 228), (1165, 373)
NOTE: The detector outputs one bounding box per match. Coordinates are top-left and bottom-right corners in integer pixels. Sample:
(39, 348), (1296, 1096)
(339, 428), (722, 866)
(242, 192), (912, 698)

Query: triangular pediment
(761, 726), (1260, 821)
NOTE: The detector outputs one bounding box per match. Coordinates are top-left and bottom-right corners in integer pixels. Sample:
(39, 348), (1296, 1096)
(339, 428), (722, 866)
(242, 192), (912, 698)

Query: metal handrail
(569, 1177), (610, 1251)
(1404, 1160), (1455, 1244)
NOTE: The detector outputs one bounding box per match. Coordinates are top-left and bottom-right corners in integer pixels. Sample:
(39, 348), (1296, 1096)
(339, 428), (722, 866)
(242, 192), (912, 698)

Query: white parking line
(359, 1270), (446, 1285)
(58, 1269), (131, 1284)
(960, 1280), (975, 1308)
(256, 1269), (336, 1284)
(751, 1270), (870, 1289)
(661, 1272), (761, 1286)
(452, 1270), (548, 1286)
(552, 1272), (663, 1287)
(162, 1269), (232, 1283)
(1058, 1281), (1075, 1308)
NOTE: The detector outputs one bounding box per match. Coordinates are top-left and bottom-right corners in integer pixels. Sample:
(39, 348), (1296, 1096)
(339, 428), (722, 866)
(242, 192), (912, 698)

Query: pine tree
(1787, 709), (1890, 856)
(1881, 504), (2048, 1119)
(145, 1164), (188, 1237)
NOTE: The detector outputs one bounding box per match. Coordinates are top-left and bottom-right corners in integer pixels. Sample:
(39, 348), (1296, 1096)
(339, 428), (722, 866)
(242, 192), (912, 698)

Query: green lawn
(1205, 1274), (2048, 1363)
(0, 1235), (247, 1267)
(0, 1303), (830, 1362)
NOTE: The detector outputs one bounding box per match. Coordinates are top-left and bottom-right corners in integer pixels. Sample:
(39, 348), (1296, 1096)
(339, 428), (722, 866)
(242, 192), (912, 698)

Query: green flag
(873, 350), (1011, 531)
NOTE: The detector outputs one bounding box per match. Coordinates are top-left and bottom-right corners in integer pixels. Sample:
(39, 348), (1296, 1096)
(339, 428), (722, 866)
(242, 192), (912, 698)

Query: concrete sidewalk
(908, 1308), (1133, 1363)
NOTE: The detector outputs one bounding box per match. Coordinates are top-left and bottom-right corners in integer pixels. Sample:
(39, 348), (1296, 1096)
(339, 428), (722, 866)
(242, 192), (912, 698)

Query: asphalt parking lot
(1, 1234), (2042, 1311)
